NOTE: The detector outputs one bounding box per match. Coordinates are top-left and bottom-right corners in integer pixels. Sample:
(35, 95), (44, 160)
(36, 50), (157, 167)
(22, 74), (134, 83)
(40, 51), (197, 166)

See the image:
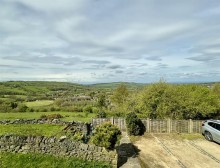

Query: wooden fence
(92, 118), (203, 133)
(92, 118), (127, 131)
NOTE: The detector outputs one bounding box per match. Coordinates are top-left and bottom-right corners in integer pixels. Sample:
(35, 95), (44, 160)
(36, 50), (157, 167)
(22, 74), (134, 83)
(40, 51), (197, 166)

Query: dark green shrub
(92, 107), (99, 113)
(50, 107), (56, 111)
(72, 106), (83, 112)
(40, 114), (47, 119)
(114, 112), (125, 117)
(40, 114), (64, 120)
(92, 122), (121, 149)
(47, 114), (63, 119)
(41, 108), (48, 112)
(10, 102), (18, 109)
(29, 108), (34, 112)
(96, 111), (107, 118)
(17, 105), (28, 112)
(83, 105), (93, 113)
(126, 112), (145, 136)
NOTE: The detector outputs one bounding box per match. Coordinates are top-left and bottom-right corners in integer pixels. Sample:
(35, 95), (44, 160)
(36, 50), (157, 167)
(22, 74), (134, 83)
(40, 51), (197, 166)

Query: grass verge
(179, 133), (203, 140)
(0, 152), (112, 168)
(144, 133), (203, 140)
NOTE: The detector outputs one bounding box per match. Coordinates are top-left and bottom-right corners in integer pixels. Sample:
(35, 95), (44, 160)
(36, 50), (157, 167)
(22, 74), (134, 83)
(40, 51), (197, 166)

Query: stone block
(80, 143), (88, 151)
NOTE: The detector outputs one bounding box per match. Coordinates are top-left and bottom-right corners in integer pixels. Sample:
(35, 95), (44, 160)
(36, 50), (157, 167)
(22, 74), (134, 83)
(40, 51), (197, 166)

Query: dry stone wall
(0, 119), (71, 125)
(0, 134), (117, 167)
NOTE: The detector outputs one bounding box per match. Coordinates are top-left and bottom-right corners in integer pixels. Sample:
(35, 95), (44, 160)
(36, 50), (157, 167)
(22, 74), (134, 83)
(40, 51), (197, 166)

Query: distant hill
(1, 81), (219, 97)
(0, 81), (86, 97)
(88, 82), (146, 91)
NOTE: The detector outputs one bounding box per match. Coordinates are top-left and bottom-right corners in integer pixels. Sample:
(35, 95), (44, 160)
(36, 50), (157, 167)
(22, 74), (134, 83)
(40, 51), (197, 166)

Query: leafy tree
(212, 83), (220, 98)
(135, 82), (220, 119)
(137, 82), (173, 118)
(110, 84), (130, 114)
(97, 94), (107, 109)
(178, 85), (220, 119)
(111, 84), (129, 105)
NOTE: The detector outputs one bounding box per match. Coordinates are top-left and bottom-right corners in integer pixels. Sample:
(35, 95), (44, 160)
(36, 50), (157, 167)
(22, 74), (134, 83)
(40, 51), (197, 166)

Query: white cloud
(0, 0), (220, 83)
(8, 0), (86, 12)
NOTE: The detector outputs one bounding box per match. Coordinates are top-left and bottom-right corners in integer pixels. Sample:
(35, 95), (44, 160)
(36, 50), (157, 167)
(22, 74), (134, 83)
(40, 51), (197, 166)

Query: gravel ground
(134, 134), (220, 168)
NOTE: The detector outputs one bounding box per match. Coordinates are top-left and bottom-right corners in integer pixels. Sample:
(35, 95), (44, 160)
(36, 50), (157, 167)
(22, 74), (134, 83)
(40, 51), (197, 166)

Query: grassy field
(0, 124), (65, 137)
(25, 100), (54, 107)
(0, 112), (96, 122)
(0, 152), (111, 168)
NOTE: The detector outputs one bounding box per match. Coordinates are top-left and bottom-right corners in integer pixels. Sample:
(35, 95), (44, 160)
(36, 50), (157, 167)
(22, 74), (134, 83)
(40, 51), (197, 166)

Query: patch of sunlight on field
(0, 112), (96, 122)
(25, 100), (54, 107)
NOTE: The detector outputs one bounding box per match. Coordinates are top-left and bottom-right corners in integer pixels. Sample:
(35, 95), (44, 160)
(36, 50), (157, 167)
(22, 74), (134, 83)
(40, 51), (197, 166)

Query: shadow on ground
(116, 143), (141, 167)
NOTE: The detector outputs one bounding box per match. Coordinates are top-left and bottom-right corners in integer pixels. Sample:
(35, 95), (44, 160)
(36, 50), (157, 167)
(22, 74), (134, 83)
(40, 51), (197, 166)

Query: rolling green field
(0, 152), (111, 168)
(0, 112), (96, 122)
(25, 100), (54, 107)
(0, 124), (65, 137)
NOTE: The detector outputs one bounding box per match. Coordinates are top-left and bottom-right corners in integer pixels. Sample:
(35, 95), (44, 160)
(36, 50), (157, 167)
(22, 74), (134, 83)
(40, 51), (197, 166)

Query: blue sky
(0, 0), (220, 84)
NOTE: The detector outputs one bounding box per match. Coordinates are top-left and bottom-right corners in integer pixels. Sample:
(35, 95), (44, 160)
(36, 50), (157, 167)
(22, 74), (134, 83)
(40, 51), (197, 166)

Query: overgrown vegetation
(92, 122), (121, 149)
(0, 152), (111, 168)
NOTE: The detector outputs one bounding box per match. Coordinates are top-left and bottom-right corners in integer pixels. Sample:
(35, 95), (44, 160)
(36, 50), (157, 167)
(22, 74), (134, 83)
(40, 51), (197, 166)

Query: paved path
(117, 132), (141, 168)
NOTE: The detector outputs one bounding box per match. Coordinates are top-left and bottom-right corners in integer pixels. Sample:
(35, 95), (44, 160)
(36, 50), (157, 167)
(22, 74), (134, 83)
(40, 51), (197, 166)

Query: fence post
(111, 117), (114, 125)
(189, 119), (193, 133)
(167, 118), (171, 133)
(147, 118), (150, 133)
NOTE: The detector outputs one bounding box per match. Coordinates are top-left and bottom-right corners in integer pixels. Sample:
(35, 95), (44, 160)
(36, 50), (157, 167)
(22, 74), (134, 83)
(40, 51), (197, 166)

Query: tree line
(108, 82), (220, 120)
(0, 81), (220, 120)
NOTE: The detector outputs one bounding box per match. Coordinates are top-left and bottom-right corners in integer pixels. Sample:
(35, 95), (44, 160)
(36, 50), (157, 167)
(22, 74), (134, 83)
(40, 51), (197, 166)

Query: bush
(83, 105), (93, 113)
(114, 112), (125, 117)
(40, 114), (47, 119)
(40, 108), (48, 112)
(71, 106), (83, 112)
(92, 122), (121, 149)
(92, 107), (99, 113)
(28, 108), (34, 112)
(126, 112), (145, 136)
(40, 114), (64, 120)
(50, 107), (56, 111)
(96, 111), (107, 118)
(72, 131), (83, 142)
(17, 105), (28, 112)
